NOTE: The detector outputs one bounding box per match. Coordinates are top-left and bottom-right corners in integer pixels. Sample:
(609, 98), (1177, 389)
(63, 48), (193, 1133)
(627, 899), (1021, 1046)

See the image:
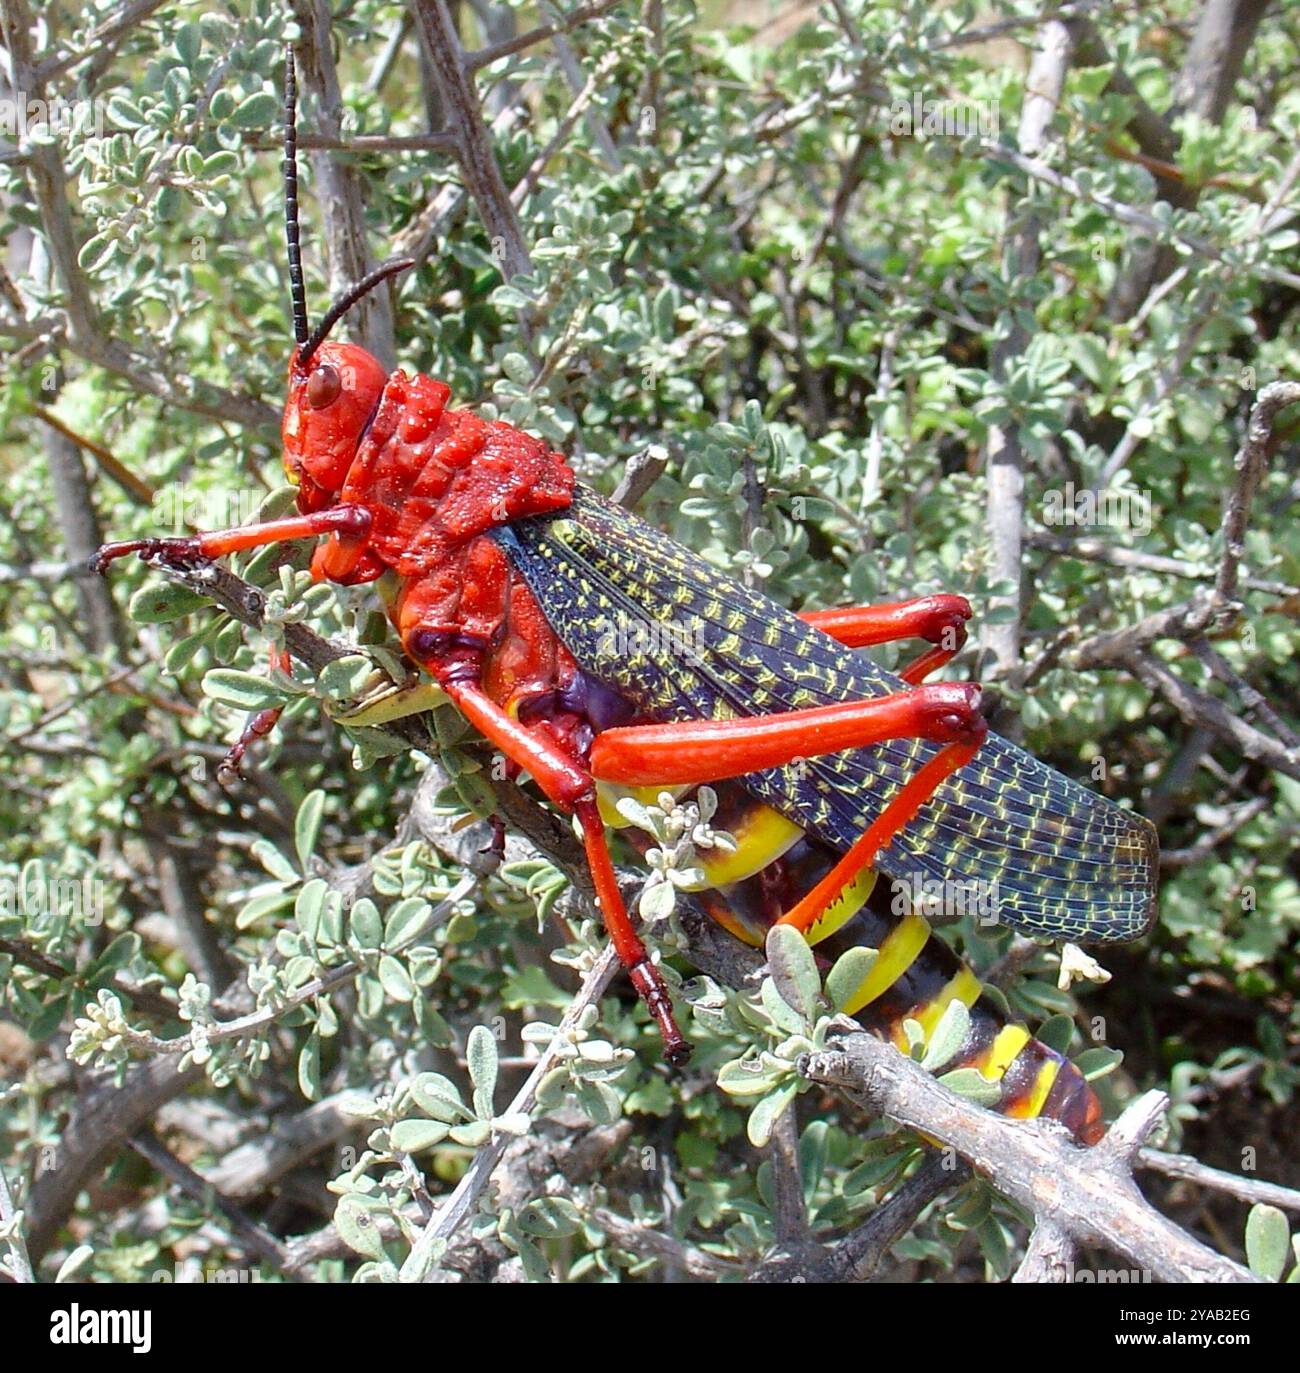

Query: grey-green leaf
(318, 654), (374, 701)
(130, 583), (211, 624)
(825, 946), (877, 1013)
(384, 897), (432, 950)
(409, 1073), (467, 1123)
(759, 977), (807, 1037)
(203, 668), (284, 712)
(295, 790), (326, 871)
(294, 879), (328, 941)
(390, 1118), (451, 1153)
(55, 1245), (95, 1283)
(717, 1057), (788, 1098)
(1245, 1204), (1289, 1281)
(378, 954), (414, 1003)
(517, 1196), (581, 1238)
(747, 1081), (798, 1148)
(450, 1119), (492, 1148)
(298, 1032), (321, 1101)
(936, 1067), (1001, 1108)
(230, 90), (279, 129)
(467, 1024), (498, 1118)
(920, 998), (971, 1071)
(251, 838), (298, 883)
(765, 924), (821, 1024)
(350, 899), (383, 951)
(335, 1197), (389, 1262)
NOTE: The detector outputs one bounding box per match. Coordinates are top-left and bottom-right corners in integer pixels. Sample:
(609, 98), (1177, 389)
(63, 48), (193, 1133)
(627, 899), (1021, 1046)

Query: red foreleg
(437, 677), (691, 1063)
(219, 645), (292, 783)
(94, 505), (371, 573)
(96, 512), (372, 774)
(800, 594), (970, 683)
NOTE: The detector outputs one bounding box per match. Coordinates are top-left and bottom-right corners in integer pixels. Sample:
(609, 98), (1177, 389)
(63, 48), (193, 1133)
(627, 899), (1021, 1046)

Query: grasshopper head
(282, 341), (388, 504)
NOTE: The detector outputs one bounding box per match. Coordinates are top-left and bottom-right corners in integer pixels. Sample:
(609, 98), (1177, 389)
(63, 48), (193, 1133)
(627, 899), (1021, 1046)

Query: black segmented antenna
(298, 257), (416, 369)
(284, 46), (309, 348)
(283, 45), (413, 370)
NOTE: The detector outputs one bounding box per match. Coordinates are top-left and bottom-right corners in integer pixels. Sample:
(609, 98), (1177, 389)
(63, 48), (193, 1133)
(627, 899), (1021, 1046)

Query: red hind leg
(775, 734), (983, 935)
(589, 682), (987, 938)
(799, 594), (970, 683)
(575, 799), (691, 1063)
(588, 681), (984, 787)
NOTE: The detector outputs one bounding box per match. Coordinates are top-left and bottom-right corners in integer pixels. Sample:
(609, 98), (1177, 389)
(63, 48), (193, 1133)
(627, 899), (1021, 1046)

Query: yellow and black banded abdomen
(606, 780), (1104, 1146)
(808, 899), (1103, 1143)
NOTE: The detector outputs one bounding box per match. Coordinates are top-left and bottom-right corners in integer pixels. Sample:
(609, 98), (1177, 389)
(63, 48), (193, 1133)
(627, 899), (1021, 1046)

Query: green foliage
(1244, 1203), (1293, 1282)
(1, 0), (1298, 1285)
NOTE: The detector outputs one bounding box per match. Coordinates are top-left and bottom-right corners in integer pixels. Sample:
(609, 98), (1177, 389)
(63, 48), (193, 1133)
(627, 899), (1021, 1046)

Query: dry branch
(24, 1053), (206, 1262)
(1059, 382), (1300, 782)
(412, 0), (533, 279)
(201, 1093), (369, 1201)
(803, 1037), (1257, 1283)
(978, 142), (1300, 294)
(464, 0), (622, 70)
(982, 18), (1074, 681)
(128, 1128), (307, 1280)
(404, 942), (621, 1281)
(0, 2), (278, 430)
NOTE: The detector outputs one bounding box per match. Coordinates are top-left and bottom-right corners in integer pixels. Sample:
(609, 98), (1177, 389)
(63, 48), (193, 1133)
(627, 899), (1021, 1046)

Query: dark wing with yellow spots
(496, 486), (1158, 942)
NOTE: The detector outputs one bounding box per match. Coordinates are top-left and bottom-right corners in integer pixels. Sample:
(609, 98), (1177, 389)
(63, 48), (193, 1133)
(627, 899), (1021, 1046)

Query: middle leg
(437, 675), (692, 1063)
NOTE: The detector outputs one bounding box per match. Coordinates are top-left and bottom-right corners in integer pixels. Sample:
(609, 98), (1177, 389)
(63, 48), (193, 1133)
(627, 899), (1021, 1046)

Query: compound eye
(306, 364), (341, 409)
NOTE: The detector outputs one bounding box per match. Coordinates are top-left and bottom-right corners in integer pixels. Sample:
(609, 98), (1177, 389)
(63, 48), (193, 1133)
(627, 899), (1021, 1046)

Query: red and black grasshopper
(96, 51), (1158, 1086)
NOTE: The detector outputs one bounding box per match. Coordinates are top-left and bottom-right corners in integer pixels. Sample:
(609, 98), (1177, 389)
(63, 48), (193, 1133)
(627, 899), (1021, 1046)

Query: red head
(282, 341), (388, 504)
